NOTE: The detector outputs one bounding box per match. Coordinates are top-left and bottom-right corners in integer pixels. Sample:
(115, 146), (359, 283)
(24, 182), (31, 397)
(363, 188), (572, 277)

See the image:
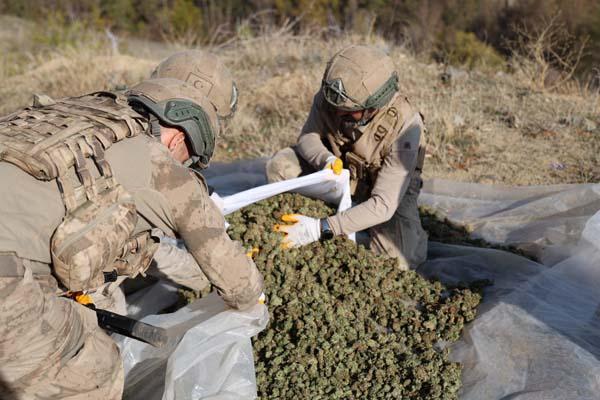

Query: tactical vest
(324, 94), (426, 202)
(0, 92), (158, 291)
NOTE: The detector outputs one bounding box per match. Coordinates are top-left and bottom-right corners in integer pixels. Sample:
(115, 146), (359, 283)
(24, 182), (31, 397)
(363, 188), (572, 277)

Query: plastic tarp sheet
(420, 179), (600, 265)
(121, 159), (600, 399)
(417, 180), (600, 399)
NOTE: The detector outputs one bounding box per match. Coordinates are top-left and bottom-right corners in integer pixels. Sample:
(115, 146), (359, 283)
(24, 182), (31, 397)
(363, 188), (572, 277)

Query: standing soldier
(268, 45), (428, 269)
(0, 78), (263, 399)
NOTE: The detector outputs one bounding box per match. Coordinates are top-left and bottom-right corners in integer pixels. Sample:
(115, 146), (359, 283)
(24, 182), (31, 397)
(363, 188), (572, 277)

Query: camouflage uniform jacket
(296, 91), (425, 236)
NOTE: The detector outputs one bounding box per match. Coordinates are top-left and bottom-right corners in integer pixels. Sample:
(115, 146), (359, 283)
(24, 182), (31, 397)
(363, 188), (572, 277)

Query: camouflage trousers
(266, 147), (428, 269)
(0, 253), (123, 400)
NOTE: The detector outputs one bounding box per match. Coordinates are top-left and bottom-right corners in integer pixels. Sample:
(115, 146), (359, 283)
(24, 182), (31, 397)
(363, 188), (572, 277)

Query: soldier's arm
(149, 144), (263, 310)
(327, 113), (423, 235)
(296, 93), (336, 169)
(148, 238), (210, 292)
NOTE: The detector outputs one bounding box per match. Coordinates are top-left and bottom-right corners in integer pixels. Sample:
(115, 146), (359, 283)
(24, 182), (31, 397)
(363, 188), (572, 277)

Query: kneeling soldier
(267, 45), (428, 269)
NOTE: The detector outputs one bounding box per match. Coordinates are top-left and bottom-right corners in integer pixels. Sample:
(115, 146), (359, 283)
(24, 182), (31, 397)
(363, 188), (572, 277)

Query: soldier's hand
(323, 156), (343, 175)
(273, 214), (320, 249)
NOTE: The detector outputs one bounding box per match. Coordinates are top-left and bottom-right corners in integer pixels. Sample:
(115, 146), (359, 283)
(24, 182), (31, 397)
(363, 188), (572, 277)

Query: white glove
(323, 155), (343, 175)
(273, 214), (321, 249)
(210, 191), (225, 213)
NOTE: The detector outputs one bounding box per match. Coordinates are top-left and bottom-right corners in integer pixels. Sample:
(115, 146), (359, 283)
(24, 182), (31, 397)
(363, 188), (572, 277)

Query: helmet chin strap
(149, 115), (162, 137)
(357, 110), (373, 127)
(185, 155), (209, 169)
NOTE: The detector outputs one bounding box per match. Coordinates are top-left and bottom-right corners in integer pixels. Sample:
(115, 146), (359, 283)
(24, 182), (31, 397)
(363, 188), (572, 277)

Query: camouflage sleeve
(148, 143), (263, 310)
(296, 92), (336, 169)
(149, 239), (211, 292)
(327, 113), (423, 235)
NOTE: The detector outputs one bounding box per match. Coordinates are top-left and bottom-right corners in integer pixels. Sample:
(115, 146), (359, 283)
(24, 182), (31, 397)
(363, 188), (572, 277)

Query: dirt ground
(1, 15), (598, 186)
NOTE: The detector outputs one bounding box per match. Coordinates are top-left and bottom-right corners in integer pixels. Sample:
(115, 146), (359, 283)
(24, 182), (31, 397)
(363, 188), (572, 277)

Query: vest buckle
(374, 125), (387, 142)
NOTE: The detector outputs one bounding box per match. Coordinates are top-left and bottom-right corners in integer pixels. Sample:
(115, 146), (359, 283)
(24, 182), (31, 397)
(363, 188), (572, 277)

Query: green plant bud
(221, 193), (481, 399)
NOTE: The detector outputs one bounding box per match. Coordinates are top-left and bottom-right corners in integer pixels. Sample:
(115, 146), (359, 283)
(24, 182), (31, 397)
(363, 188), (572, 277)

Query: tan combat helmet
(151, 50), (238, 119)
(321, 45), (399, 112)
(126, 78), (220, 168)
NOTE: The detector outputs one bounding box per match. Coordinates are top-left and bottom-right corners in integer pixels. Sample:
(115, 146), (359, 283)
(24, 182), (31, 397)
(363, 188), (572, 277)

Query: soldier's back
(0, 161), (64, 264)
(0, 133), (171, 265)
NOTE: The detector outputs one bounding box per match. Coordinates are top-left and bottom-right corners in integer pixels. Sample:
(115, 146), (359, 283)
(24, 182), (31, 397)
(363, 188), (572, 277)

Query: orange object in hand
(324, 157), (343, 175)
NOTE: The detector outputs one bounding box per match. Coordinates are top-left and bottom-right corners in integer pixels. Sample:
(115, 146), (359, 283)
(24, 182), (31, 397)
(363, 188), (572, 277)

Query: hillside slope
(1, 15), (598, 186)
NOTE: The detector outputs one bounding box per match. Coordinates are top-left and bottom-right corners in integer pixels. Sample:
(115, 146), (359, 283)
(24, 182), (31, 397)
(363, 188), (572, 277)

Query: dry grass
(1, 15), (598, 186)
(0, 16), (155, 116)
(0, 52), (154, 116)
(407, 67), (600, 185)
(215, 29), (600, 186)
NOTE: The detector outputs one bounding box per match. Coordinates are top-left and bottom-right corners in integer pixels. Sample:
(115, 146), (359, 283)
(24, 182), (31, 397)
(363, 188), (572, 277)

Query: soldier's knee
(0, 257), (123, 399)
(265, 158), (286, 183)
(369, 216), (428, 270)
(265, 148), (302, 183)
(55, 327), (124, 399)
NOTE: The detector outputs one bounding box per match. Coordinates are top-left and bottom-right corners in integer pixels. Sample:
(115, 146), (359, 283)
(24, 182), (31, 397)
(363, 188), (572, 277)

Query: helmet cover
(151, 50), (238, 119)
(322, 45), (398, 111)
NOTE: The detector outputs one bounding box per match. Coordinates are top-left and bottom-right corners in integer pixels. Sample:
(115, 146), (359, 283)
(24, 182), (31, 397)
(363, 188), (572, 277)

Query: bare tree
(510, 12), (588, 91)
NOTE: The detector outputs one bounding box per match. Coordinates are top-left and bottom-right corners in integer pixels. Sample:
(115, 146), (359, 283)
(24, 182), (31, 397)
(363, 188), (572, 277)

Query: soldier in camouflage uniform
(143, 50), (240, 295)
(0, 78), (263, 399)
(268, 45), (428, 269)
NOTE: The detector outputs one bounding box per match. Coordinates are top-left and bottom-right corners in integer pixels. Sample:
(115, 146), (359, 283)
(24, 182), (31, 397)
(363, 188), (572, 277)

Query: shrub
(442, 30), (506, 71)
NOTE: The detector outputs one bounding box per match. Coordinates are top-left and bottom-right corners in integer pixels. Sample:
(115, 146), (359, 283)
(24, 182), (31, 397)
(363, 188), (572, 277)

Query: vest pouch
(51, 185), (137, 291)
(345, 151), (366, 193)
(111, 231), (159, 279)
(345, 151), (376, 202)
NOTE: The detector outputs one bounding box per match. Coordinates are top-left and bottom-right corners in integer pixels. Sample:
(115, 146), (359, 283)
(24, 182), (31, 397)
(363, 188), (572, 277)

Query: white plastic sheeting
(221, 169), (352, 215)
(221, 168), (354, 241)
(120, 159), (600, 400)
(420, 179), (600, 265)
(417, 180), (600, 399)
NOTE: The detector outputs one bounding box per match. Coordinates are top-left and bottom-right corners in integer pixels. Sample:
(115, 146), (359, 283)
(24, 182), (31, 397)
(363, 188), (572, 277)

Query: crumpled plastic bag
(119, 293), (268, 400)
(221, 169), (351, 216)
(221, 168), (354, 240)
